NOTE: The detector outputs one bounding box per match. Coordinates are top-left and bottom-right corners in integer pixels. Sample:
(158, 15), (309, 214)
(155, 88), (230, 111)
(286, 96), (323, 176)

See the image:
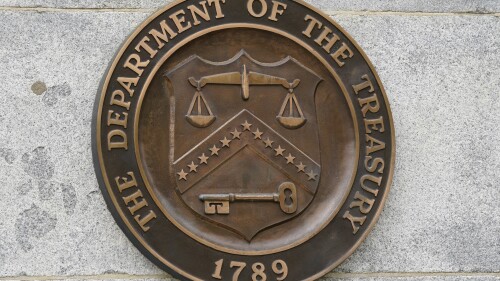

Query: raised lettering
(135, 210), (157, 232)
(187, 1), (211, 25)
(115, 172), (137, 192)
(135, 36), (158, 58)
(117, 76), (139, 97)
(268, 1), (287, 21)
(353, 74), (374, 95)
(349, 191), (375, 214)
(123, 189), (149, 215)
(303, 15), (322, 38)
(343, 211), (366, 234)
(123, 54), (149, 76)
(360, 174), (382, 197)
(149, 20), (178, 48)
(314, 26), (340, 53)
(247, 0), (268, 18)
(331, 42), (353, 67)
(207, 0), (226, 19)
(107, 110), (128, 128)
(170, 9), (192, 33)
(358, 94), (380, 116)
(107, 129), (128, 150)
(110, 90), (130, 110)
(365, 134), (386, 155)
(364, 117), (385, 134)
(364, 156), (385, 173)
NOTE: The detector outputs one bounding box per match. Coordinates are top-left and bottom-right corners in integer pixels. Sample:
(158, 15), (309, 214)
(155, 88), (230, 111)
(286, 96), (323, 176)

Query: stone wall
(0, 0), (499, 280)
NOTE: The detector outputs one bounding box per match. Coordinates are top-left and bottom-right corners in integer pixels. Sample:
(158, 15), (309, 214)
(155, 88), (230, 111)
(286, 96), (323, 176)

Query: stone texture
(0, 10), (158, 277)
(0, 0), (499, 13)
(331, 13), (500, 273)
(306, 0), (500, 13)
(0, 4), (499, 281)
(6, 275), (498, 281)
(323, 276), (500, 281)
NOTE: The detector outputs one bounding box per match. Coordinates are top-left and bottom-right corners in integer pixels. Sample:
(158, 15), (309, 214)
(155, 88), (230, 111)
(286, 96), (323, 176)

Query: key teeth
(204, 201), (230, 215)
(199, 182), (298, 215)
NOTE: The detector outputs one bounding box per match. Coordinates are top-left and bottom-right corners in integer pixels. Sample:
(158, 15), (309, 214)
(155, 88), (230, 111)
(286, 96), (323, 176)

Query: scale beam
(186, 64), (306, 129)
(189, 64), (300, 101)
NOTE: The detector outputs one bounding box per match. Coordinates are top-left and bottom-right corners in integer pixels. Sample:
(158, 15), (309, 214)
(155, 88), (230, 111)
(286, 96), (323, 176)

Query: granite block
(0, 0), (499, 13)
(0, 5), (498, 280)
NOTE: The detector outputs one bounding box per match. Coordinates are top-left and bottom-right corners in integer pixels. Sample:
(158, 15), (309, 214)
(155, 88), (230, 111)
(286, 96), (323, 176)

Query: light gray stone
(0, 0), (162, 9)
(4, 274), (499, 281)
(323, 276), (500, 281)
(0, 10), (158, 277)
(304, 0), (500, 13)
(330, 13), (500, 273)
(0, 5), (499, 281)
(0, 0), (499, 13)
(1, 274), (178, 281)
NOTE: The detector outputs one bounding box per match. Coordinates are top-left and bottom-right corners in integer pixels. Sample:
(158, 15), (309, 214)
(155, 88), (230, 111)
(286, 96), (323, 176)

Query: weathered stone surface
(0, 5), (499, 281)
(18, 274), (500, 281)
(0, 0), (499, 13)
(306, 0), (500, 13)
(0, 10), (158, 277)
(332, 13), (500, 273)
(0, 0), (168, 9)
(324, 276), (500, 281)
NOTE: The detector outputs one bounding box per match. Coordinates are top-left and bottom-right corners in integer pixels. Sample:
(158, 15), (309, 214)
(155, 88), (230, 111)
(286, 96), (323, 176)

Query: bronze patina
(93, 0), (395, 280)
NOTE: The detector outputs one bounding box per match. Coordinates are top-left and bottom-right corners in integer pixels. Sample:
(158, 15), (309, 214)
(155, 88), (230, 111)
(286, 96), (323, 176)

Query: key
(199, 182), (297, 215)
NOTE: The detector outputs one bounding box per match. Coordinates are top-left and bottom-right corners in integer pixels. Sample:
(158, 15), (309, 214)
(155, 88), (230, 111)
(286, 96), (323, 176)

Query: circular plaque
(93, 0), (395, 280)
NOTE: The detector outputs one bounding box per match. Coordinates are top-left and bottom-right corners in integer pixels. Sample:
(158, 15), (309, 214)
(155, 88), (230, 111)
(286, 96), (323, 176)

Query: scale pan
(276, 116), (306, 129)
(186, 115), (216, 128)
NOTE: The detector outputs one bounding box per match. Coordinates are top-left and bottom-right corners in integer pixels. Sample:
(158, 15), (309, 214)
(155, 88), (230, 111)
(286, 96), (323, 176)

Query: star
(263, 138), (274, 148)
(296, 162), (306, 172)
(209, 145), (220, 156)
(198, 153), (209, 165)
(230, 129), (242, 139)
(253, 128), (264, 140)
(187, 161), (198, 172)
(177, 169), (188, 181)
(274, 145), (285, 156)
(220, 137), (231, 147)
(241, 120), (252, 131)
(285, 153), (295, 164)
(306, 170), (318, 181)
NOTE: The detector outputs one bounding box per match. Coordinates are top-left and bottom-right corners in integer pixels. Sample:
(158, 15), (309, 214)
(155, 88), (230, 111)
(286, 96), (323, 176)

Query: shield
(165, 50), (322, 240)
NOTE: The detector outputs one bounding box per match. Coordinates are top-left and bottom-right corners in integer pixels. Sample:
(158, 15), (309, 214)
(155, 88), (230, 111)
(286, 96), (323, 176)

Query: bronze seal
(93, 0), (395, 280)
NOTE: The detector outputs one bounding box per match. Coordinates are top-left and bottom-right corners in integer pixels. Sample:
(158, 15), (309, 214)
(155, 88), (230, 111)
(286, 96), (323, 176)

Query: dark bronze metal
(93, 1), (395, 280)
